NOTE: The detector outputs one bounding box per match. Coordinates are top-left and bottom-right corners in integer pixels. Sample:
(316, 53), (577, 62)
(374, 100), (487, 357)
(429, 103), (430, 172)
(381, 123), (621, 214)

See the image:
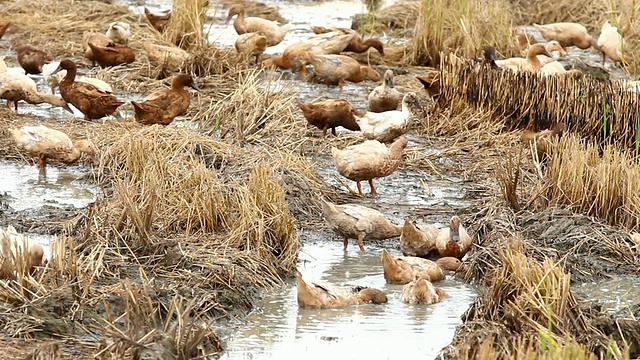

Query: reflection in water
(0, 159), (100, 211)
(574, 276), (640, 314)
(221, 243), (477, 360)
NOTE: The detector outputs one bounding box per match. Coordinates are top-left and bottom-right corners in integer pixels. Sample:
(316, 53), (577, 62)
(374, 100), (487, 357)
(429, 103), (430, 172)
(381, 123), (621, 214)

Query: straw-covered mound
(437, 54), (640, 149)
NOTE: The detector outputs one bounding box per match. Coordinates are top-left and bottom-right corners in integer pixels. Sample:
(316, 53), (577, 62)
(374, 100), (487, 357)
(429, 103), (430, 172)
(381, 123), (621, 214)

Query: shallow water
(0, 159), (100, 212)
(220, 242), (477, 360)
(574, 276), (640, 315)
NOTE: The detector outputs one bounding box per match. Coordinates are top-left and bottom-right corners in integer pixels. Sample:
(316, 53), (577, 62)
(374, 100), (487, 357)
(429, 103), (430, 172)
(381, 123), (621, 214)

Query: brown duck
(16, 44), (52, 75)
(53, 59), (124, 120)
(131, 74), (200, 126)
(145, 8), (172, 33)
(298, 98), (360, 136)
(86, 41), (135, 68)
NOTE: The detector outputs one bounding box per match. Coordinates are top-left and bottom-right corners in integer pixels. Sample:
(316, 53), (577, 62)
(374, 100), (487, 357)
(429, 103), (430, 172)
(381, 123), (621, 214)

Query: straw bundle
(438, 54), (640, 149)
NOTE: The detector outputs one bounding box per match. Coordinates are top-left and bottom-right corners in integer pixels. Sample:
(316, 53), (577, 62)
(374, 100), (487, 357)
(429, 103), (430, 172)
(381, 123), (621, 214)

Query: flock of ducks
(2, 17), (200, 170)
(493, 21), (625, 77)
(1, 6), (603, 308)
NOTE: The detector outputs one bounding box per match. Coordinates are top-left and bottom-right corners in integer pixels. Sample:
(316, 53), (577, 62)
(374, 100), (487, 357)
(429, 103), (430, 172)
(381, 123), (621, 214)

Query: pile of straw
(438, 54), (640, 149)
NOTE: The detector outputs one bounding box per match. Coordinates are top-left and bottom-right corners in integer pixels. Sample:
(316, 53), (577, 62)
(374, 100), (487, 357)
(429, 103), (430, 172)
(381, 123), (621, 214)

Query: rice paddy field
(0, 0), (639, 359)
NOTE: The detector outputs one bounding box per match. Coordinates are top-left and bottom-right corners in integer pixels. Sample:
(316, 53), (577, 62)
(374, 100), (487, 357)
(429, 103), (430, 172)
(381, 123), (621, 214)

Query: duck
(310, 26), (384, 55)
(131, 74), (200, 126)
(357, 92), (421, 143)
(0, 21), (11, 40)
(321, 199), (402, 251)
(296, 271), (388, 308)
(144, 7), (172, 32)
(53, 59), (125, 120)
(16, 44), (52, 75)
(512, 27), (537, 48)
(86, 41), (135, 68)
(235, 32), (268, 65)
(521, 122), (566, 161)
(381, 248), (463, 284)
(225, 4), (294, 46)
(261, 31), (356, 73)
(106, 22), (131, 45)
(533, 22), (598, 50)
(597, 21), (625, 66)
(331, 136), (407, 196)
(401, 277), (447, 305)
(433, 216), (473, 259)
(399, 217), (440, 257)
(0, 225), (44, 279)
(9, 125), (99, 168)
(83, 27), (132, 66)
(495, 42), (561, 72)
(0, 72), (72, 113)
(42, 61), (113, 96)
(368, 69), (401, 113)
(144, 43), (191, 72)
(416, 71), (440, 99)
(298, 98), (360, 136)
(538, 61), (585, 78)
(303, 53), (381, 88)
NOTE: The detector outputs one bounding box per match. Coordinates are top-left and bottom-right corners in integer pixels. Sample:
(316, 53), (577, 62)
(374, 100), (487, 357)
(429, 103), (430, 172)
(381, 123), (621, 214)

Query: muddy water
(220, 242), (476, 360)
(125, 1), (478, 358)
(0, 159), (100, 212)
(575, 276), (640, 314)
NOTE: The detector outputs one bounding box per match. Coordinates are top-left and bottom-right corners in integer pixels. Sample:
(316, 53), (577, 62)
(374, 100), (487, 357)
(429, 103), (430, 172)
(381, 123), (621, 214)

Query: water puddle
(574, 276), (640, 315)
(220, 241), (477, 360)
(0, 159), (100, 212)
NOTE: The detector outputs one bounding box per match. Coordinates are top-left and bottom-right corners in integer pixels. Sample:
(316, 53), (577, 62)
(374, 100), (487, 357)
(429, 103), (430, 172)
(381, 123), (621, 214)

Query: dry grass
(408, 0), (521, 67)
(441, 238), (625, 359)
(164, 0), (208, 49)
(351, 1), (421, 37)
(532, 135), (640, 230)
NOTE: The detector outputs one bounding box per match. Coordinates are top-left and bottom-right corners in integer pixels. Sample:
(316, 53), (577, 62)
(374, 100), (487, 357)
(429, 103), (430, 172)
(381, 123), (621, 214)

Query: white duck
(401, 277), (447, 305)
(42, 61), (113, 96)
(597, 21), (624, 66)
(0, 71), (71, 112)
(495, 41), (563, 70)
(105, 21), (131, 45)
(9, 125), (99, 169)
(357, 92), (421, 143)
(1, 225), (44, 279)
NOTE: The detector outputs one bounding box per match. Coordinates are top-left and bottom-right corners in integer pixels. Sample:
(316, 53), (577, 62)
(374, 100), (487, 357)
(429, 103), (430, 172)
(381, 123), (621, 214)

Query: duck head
(173, 74), (200, 91)
(356, 287), (388, 304)
(449, 216), (461, 242)
(383, 69), (395, 88)
(51, 59), (76, 76)
(436, 257), (464, 272)
(225, 5), (245, 24)
(402, 92), (422, 110)
(75, 139), (99, 166)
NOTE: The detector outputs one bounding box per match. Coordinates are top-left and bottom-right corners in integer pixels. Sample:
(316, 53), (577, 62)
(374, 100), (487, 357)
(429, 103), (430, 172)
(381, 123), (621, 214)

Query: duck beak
(190, 82), (201, 91)
(413, 98), (422, 110)
(51, 65), (63, 75)
(91, 154), (99, 166)
(558, 48), (567, 56)
(387, 77), (395, 88)
(225, 13), (234, 24)
(451, 227), (460, 242)
(543, 50), (553, 58)
(62, 102), (74, 114)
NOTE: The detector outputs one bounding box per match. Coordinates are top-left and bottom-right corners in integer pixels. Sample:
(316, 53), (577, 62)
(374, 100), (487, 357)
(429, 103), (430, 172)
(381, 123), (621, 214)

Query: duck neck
(62, 66), (77, 83)
(234, 9), (246, 32)
(363, 39), (383, 53)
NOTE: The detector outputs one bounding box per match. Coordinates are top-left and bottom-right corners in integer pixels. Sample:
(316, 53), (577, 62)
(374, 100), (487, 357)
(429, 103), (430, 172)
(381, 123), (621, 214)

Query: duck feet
(368, 179), (378, 195)
(356, 182), (364, 196)
(343, 238), (349, 251)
